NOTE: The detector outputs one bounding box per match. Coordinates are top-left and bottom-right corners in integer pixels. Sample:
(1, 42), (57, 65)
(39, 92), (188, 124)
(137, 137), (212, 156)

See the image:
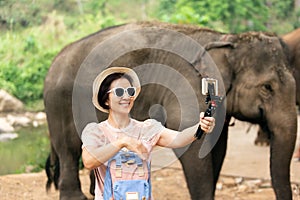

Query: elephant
(44, 21), (297, 200)
(282, 28), (300, 106)
(254, 28), (300, 146)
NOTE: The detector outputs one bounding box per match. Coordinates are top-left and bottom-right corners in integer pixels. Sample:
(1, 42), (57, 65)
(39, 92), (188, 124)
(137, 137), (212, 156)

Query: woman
(81, 67), (215, 200)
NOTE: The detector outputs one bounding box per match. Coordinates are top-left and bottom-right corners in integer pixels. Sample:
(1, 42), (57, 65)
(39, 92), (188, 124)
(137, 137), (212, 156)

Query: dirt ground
(0, 161), (299, 200)
(0, 164), (299, 200)
(1, 120), (300, 200)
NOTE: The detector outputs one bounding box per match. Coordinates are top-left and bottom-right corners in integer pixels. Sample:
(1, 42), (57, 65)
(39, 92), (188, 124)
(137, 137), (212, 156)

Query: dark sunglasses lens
(127, 87), (136, 96)
(115, 88), (125, 97)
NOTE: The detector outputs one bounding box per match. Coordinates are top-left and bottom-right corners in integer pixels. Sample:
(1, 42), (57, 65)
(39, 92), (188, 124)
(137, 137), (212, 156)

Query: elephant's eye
(260, 84), (273, 99)
(263, 84), (273, 92)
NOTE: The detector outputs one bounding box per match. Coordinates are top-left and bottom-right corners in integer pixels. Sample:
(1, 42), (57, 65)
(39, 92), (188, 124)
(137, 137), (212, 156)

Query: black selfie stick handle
(194, 104), (212, 140)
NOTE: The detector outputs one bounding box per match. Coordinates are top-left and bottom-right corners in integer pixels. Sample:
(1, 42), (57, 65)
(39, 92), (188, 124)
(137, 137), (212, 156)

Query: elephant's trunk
(271, 119), (297, 199)
(267, 104), (297, 199)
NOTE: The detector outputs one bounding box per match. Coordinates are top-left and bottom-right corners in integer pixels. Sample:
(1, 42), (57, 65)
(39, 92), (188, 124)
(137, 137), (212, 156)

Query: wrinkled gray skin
(44, 22), (297, 200)
(255, 28), (300, 146)
(283, 28), (300, 105)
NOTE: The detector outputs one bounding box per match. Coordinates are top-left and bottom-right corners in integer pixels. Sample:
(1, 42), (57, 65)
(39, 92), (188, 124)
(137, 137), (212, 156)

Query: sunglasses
(107, 87), (136, 98)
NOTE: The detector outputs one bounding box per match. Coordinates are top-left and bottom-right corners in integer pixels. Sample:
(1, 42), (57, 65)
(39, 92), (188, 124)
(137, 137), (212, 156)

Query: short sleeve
(141, 119), (165, 146)
(81, 122), (107, 148)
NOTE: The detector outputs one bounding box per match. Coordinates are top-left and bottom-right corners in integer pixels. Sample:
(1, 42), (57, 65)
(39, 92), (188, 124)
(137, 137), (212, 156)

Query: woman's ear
(105, 98), (110, 108)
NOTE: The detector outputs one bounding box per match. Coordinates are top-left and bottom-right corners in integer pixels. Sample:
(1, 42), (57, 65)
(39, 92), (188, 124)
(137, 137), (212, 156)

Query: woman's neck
(107, 113), (130, 129)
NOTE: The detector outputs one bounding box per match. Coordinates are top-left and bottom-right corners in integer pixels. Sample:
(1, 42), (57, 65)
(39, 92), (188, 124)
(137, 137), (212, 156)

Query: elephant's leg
(270, 129), (296, 200)
(176, 140), (215, 200)
(57, 122), (87, 200)
(211, 120), (229, 187)
(58, 149), (86, 200)
(254, 127), (270, 146)
(45, 145), (59, 191)
(47, 108), (87, 200)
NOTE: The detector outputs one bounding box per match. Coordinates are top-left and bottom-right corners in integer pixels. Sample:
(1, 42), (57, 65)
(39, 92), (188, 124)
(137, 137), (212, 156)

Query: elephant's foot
(254, 137), (270, 146)
(60, 190), (88, 200)
(254, 129), (270, 146)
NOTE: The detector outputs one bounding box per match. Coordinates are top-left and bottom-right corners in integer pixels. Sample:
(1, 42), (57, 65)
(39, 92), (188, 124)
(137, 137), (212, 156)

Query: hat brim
(92, 67), (141, 113)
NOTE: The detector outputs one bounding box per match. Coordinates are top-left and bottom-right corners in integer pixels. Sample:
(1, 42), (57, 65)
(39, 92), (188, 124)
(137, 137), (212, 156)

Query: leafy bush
(154, 0), (297, 33)
(0, 32), (59, 104)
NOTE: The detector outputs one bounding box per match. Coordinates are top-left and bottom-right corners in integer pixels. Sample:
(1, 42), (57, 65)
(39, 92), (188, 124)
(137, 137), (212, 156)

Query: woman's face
(107, 77), (135, 115)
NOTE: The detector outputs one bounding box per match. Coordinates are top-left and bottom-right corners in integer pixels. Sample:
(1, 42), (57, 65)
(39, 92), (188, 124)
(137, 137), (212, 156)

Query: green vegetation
(0, 9), (118, 108)
(154, 0), (300, 32)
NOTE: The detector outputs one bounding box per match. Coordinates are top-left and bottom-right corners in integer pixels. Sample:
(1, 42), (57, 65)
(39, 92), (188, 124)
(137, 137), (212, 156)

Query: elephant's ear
(203, 34), (238, 67)
(225, 47), (238, 70)
(279, 37), (294, 71)
(204, 34), (237, 50)
(190, 42), (233, 76)
(223, 35), (246, 74)
(205, 35), (238, 94)
(213, 35), (238, 66)
(204, 41), (236, 51)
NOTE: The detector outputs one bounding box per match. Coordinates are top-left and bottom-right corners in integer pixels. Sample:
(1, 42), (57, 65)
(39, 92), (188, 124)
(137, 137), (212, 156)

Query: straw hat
(92, 67), (141, 113)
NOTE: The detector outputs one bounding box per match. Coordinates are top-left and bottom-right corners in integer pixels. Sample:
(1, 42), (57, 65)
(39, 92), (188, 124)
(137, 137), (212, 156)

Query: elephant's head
(225, 33), (296, 132)
(209, 32), (297, 199)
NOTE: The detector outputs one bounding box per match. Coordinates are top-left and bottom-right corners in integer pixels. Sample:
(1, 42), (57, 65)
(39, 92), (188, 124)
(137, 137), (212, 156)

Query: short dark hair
(98, 73), (134, 110)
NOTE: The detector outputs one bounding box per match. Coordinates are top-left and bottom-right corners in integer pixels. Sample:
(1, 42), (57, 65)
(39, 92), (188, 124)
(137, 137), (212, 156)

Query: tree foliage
(155, 0), (297, 33)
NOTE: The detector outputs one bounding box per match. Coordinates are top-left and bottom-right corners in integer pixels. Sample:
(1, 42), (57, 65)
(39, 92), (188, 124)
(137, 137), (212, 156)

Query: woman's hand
(199, 112), (215, 133)
(117, 134), (149, 160)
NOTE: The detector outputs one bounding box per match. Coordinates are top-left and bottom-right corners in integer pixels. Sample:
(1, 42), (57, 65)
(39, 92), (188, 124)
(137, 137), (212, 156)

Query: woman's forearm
(82, 140), (123, 169)
(82, 135), (149, 169)
(158, 114), (215, 148)
(165, 124), (199, 148)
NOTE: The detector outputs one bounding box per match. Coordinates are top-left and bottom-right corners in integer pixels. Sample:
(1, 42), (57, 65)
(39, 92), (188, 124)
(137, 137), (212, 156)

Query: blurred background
(0, 0), (299, 175)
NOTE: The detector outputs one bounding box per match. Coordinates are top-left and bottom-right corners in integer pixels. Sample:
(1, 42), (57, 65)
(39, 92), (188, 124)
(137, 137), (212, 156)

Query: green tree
(155, 0), (296, 33)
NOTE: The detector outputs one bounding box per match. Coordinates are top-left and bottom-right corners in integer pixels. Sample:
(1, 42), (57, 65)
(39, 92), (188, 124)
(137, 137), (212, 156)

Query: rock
(216, 182), (223, 190)
(235, 177), (244, 184)
(6, 114), (31, 127)
(244, 179), (262, 188)
(237, 184), (249, 193)
(32, 112), (47, 127)
(0, 133), (18, 142)
(0, 118), (15, 133)
(34, 112), (46, 121)
(0, 111), (47, 130)
(219, 176), (237, 187)
(0, 90), (24, 112)
(32, 121), (39, 127)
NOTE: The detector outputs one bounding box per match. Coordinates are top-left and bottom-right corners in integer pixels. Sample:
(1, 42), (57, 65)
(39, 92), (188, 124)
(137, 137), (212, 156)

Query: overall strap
(103, 151), (124, 199)
(134, 153), (145, 177)
(103, 157), (113, 199)
(147, 161), (152, 199)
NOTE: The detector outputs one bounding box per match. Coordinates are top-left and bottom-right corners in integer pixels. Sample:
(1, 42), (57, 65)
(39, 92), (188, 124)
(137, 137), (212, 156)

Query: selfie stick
(194, 78), (222, 140)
